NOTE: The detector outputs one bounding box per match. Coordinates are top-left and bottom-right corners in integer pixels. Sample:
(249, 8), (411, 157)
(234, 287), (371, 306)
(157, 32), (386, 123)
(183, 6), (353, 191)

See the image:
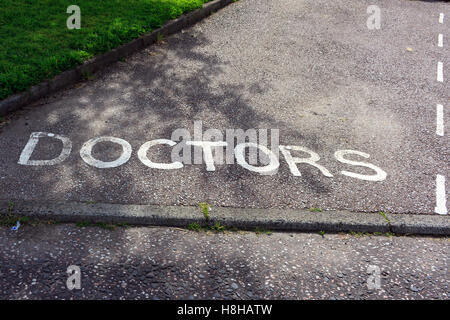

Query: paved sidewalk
(0, 0), (448, 218)
(0, 224), (448, 299)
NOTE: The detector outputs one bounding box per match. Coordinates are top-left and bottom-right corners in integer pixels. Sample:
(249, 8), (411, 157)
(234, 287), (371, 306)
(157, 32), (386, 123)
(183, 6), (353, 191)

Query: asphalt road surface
(0, 224), (448, 299)
(0, 0), (449, 215)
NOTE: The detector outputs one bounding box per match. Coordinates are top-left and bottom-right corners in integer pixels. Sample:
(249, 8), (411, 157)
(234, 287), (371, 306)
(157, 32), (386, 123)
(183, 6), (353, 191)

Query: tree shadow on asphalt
(2, 27), (333, 209)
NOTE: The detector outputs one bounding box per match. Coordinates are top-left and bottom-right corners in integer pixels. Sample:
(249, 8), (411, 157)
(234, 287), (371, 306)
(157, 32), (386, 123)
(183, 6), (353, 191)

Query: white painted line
(436, 104), (444, 136)
(435, 175), (448, 215)
(439, 13), (444, 23)
(438, 34), (443, 47)
(437, 62), (443, 82)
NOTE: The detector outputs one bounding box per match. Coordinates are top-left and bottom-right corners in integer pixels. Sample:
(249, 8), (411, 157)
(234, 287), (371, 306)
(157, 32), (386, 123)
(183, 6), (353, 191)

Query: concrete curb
(0, 0), (234, 117)
(1, 200), (448, 235)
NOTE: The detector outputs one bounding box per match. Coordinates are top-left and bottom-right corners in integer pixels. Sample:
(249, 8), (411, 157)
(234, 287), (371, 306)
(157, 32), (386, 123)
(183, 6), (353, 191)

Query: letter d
(18, 132), (72, 166)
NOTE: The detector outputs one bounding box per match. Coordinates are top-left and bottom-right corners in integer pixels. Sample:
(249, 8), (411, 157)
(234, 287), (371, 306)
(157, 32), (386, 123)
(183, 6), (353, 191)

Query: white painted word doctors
(18, 123), (386, 182)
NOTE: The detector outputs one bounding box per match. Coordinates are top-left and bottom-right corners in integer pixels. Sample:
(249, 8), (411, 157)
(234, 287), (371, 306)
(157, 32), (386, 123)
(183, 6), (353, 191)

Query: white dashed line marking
(433, 14), (447, 215)
(436, 104), (444, 136)
(435, 175), (448, 215)
(437, 61), (443, 82)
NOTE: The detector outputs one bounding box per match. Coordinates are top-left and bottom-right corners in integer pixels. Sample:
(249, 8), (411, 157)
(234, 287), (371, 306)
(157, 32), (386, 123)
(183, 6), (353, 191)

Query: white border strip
(435, 175), (448, 215)
(436, 104), (444, 136)
(437, 62), (443, 82)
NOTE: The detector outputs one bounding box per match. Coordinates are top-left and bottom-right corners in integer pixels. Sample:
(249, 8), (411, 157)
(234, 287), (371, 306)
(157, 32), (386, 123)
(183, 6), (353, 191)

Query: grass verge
(0, 0), (211, 100)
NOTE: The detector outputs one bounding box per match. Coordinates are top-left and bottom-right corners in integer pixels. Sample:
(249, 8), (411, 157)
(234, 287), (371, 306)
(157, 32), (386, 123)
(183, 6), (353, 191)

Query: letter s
(334, 150), (386, 181)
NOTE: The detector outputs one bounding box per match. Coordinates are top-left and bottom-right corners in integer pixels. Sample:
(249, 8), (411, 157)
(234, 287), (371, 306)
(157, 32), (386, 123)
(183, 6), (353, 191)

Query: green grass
(0, 201), (31, 227)
(348, 231), (396, 237)
(0, 0), (211, 100)
(75, 221), (123, 230)
(188, 222), (202, 232)
(199, 202), (210, 221)
(254, 227), (272, 235)
(377, 211), (390, 224)
(186, 222), (269, 235)
(0, 215), (29, 227)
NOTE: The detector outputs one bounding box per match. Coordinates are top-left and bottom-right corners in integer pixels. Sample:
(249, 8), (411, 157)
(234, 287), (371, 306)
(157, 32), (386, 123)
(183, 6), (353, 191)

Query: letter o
(80, 137), (132, 168)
